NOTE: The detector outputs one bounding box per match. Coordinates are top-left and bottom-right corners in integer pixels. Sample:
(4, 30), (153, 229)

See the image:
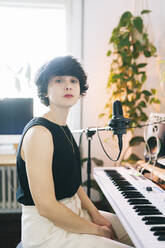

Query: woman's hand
(97, 225), (117, 240)
(92, 212), (118, 240)
(92, 212), (111, 228)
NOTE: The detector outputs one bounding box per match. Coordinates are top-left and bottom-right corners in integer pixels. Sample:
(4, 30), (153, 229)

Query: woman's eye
(55, 79), (61, 83)
(71, 79), (77, 83)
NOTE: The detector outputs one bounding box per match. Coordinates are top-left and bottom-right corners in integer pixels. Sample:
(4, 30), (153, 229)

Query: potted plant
(99, 9), (160, 164)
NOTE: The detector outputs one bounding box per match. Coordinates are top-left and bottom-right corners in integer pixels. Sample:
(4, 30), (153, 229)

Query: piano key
(127, 199), (151, 204)
(133, 206), (157, 210)
(150, 226), (165, 231)
(154, 231), (165, 236)
(142, 217), (165, 221)
(137, 210), (162, 216)
(158, 235), (165, 241)
(94, 167), (165, 248)
(118, 186), (137, 191)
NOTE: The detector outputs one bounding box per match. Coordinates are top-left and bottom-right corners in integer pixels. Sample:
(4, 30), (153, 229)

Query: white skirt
(21, 194), (134, 248)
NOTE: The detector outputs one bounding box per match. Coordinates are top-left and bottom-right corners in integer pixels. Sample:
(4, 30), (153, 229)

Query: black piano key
(122, 191), (142, 195)
(137, 211), (162, 216)
(146, 220), (165, 225)
(114, 182), (132, 186)
(118, 187), (136, 191)
(137, 208), (160, 212)
(133, 206), (157, 211)
(150, 226), (165, 231)
(142, 217), (165, 221)
(123, 193), (144, 198)
(124, 195), (145, 199)
(158, 235), (165, 241)
(143, 217), (165, 225)
(153, 231), (165, 236)
(128, 199), (151, 204)
(135, 209), (161, 214)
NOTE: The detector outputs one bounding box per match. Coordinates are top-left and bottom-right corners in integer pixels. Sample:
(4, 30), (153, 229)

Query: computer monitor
(144, 113), (165, 168)
(0, 98), (33, 144)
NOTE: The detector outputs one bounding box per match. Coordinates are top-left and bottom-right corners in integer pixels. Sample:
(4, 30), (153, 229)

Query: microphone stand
(86, 129), (96, 198)
(72, 126), (111, 198)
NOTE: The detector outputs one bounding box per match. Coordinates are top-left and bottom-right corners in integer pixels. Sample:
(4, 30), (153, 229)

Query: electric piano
(93, 166), (165, 248)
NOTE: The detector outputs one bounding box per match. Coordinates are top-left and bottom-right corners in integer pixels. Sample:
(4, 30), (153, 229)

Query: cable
(97, 128), (123, 162)
(128, 121), (165, 129)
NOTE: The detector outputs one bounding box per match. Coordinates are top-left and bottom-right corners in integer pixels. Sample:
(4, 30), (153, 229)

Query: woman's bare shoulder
(23, 125), (53, 147)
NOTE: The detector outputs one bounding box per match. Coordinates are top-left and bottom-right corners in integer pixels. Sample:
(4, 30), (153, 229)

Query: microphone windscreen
(113, 100), (123, 118)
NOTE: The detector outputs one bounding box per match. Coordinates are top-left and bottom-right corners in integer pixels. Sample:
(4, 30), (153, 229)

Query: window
(0, 0), (66, 116)
(0, 0), (83, 130)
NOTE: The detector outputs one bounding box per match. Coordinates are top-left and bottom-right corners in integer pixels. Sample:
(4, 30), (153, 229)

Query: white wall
(81, 0), (165, 170)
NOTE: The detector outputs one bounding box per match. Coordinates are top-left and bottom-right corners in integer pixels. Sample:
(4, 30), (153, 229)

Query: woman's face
(47, 75), (80, 109)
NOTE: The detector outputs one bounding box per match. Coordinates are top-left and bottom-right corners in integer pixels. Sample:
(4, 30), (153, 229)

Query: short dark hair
(34, 55), (88, 106)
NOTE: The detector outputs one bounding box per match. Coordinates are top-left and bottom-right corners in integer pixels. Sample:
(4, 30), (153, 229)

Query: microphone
(108, 100), (131, 135)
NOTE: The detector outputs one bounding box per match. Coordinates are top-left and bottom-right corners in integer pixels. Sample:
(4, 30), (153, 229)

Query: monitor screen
(0, 98), (33, 135)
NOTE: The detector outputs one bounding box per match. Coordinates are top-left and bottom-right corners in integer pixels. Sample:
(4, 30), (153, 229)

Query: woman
(16, 56), (134, 248)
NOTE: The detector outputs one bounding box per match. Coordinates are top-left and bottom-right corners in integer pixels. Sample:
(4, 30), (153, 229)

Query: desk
(0, 154), (16, 166)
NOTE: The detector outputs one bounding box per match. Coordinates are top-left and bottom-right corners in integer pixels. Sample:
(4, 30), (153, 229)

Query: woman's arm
(77, 186), (99, 219)
(77, 186), (117, 240)
(22, 126), (111, 238)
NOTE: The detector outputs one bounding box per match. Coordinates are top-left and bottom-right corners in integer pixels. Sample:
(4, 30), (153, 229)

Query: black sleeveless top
(16, 117), (82, 205)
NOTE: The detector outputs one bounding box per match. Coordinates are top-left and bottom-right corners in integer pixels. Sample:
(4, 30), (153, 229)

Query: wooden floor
(0, 212), (21, 248)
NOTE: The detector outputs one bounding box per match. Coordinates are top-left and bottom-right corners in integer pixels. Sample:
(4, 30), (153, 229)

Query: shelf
(0, 154), (16, 166)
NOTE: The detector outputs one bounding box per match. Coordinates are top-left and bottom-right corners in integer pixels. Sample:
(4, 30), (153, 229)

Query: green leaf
(140, 111), (148, 122)
(119, 11), (132, 26)
(92, 157), (104, 166)
(142, 90), (152, 96)
(142, 33), (148, 42)
(129, 136), (145, 146)
(112, 27), (118, 35)
(132, 47), (139, 59)
(141, 73), (147, 82)
(127, 89), (133, 94)
(150, 44), (157, 55)
(139, 101), (147, 108)
(154, 99), (160, 104)
(112, 73), (124, 81)
(118, 33), (130, 48)
(137, 63), (147, 68)
(81, 158), (88, 164)
(131, 63), (138, 74)
(107, 50), (111, 56)
(149, 98), (161, 104)
(141, 9), (151, 15)
(144, 50), (151, 57)
(133, 17), (143, 33)
(135, 92), (141, 100)
(123, 153), (141, 164)
(151, 88), (157, 94)
(104, 103), (110, 109)
(98, 113), (105, 118)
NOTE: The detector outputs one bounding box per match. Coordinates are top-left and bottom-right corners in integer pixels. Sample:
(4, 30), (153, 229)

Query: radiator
(0, 166), (21, 211)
